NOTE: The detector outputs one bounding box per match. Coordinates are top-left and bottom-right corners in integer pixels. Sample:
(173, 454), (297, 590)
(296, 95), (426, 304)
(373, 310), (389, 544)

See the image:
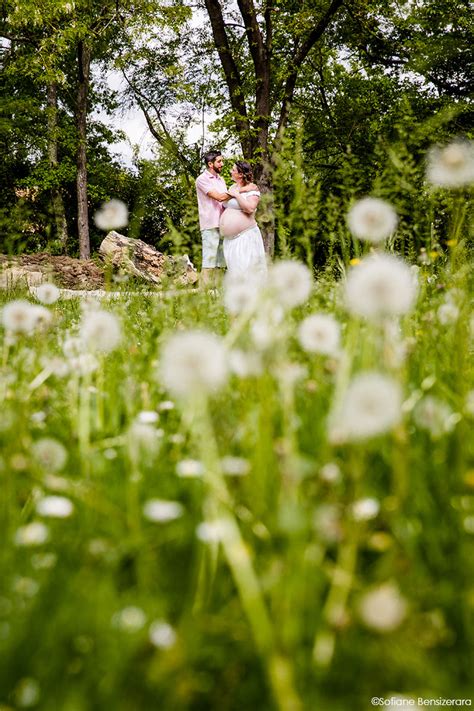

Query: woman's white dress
(221, 191), (267, 277)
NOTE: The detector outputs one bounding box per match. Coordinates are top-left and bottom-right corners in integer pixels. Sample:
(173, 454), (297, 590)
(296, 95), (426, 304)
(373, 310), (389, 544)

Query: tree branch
(202, 0), (252, 156)
(275, 0), (345, 140)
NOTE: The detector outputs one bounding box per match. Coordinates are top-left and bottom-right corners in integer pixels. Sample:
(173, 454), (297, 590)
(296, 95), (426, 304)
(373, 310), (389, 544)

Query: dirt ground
(0, 253), (105, 290)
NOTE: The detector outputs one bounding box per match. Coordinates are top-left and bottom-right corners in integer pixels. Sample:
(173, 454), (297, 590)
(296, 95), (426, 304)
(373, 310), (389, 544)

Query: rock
(0, 267), (44, 288)
(99, 232), (198, 285)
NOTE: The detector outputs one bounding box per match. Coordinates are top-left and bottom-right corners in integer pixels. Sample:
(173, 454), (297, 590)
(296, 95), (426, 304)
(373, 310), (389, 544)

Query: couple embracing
(195, 150), (267, 285)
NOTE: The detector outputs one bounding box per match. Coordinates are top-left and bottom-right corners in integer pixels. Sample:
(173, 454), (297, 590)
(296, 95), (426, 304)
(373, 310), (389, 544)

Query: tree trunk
(76, 41), (91, 259)
(46, 83), (68, 252)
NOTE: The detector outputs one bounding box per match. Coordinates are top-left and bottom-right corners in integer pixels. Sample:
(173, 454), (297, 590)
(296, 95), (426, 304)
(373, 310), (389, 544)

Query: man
(195, 150), (229, 285)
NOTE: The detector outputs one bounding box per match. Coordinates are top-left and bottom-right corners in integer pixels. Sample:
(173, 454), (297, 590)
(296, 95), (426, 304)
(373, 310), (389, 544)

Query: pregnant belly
(220, 210), (255, 238)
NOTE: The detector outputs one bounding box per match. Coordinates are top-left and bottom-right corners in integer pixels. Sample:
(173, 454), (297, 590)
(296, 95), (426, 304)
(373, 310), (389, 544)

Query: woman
(219, 161), (267, 278)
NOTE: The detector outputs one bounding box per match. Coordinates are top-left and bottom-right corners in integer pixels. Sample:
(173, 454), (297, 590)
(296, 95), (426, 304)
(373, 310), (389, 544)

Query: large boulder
(99, 232), (198, 285)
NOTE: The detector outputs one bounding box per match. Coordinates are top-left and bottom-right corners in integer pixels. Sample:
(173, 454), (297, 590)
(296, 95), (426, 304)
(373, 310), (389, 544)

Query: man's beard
(213, 163), (223, 173)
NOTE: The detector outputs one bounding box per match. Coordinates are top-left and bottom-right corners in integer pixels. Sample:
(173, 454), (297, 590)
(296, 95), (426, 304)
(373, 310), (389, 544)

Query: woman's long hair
(234, 161), (254, 185)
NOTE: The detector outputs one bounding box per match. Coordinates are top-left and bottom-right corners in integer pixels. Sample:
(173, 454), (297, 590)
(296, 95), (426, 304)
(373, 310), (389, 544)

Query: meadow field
(1, 143), (473, 711)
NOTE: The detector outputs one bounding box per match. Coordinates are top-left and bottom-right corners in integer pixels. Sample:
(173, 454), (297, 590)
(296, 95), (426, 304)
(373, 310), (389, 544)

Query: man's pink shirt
(195, 170), (227, 230)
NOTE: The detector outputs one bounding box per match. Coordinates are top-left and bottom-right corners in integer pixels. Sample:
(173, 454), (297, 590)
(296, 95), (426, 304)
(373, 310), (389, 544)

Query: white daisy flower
(359, 582), (407, 632)
(94, 199), (129, 231)
(298, 313), (341, 355)
(426, 140), (474, 188)
(36, 495), (74, 518)
(346, 253), (418, 320)
(80, 309), (122, 353)
(160, 330), (228, 399)
(143, 499), (184, 523)
(34, 283), (60, 305)
(329, 372), (402, 442)
(347, 197), (398, 243)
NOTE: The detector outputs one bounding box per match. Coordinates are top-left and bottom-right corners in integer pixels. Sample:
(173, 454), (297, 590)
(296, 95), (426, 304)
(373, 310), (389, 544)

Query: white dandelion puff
(32, 438), (67, 472)
(158, 400), (175, 411)
(149, 620), (177, 649)
(351, 497), (380, 521)
(69, 353), (99, 376)
(34, 283), (60, 305)
(80, 309), (122, 353)
(359, 582), (407, 632)
(1, 300), (38, 334)
(14, 677), (41, 708)
(313, 504), (343, 543)
(36, 495), (74, 518)
(228, 349), (263, 378)
(220, 456), (250, 476)
(413, 396), (456, 438)
(346, 253), (418, 320)
(319, 462), (341, 483)
(347, 197), (398, 243)
(426, 140), (474, 188)
(14, 522), (49, 547)
(143, 499), (184, 523)
(160, 330), (228, 399)
(176, 459), (204, 478)
(298, 314), (341, 355)
(196, 519), (233, 543)
(329, 372), (402, 442)
(94, 199), (129, 231)
(437, 301), (459, 325)
(31, 305), (53, 330)
(112, 606), (146, 632)
(137, 411), (159, 424)
(223, 271), (263, 315)
(267, 260), (313, 309)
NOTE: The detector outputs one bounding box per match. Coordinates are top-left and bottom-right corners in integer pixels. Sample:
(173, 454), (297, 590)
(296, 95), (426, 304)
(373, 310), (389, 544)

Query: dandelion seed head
(160, 330), (228, 398)
(80, 310), (122, 353)
(149, 620), (177, 649)
(1, 300), (38, 334)
(313, 504), (343, 543)
(14, 677), (41, 708)
(36, 495), (74, 518)
(143, 499), (184, 522)
(329, 372), (402, 442)
(94, 199), (129, 231)
(223, 271), (263, 315)
(32, 438), (67, 472)
(351, 497), (380, 521)
(220, 456), (250, 476)
(228, 349), (263, 378)
(319, 462), (341, 483)
(346, 253), (418, 320)
(34, 283), (60, 305)
(176, 459), (204, 478)
(413, 396), (455, 438)
(196, 519), (233, 543)
(267, 260), (313, 309)
(137, 410), (159, 424)
(426, 140), (474, 188)
(14, 522), (49, 547)
(347, 197), (398, 243)
(359, 582), (407, 632)
(437, 301), (459, 325)
(112, 606), (146, 632)
(298, 313), (341, 355)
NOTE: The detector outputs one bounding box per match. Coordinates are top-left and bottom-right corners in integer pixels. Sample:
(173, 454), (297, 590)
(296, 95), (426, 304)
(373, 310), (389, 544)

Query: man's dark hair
(203, 149), (222, 167)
